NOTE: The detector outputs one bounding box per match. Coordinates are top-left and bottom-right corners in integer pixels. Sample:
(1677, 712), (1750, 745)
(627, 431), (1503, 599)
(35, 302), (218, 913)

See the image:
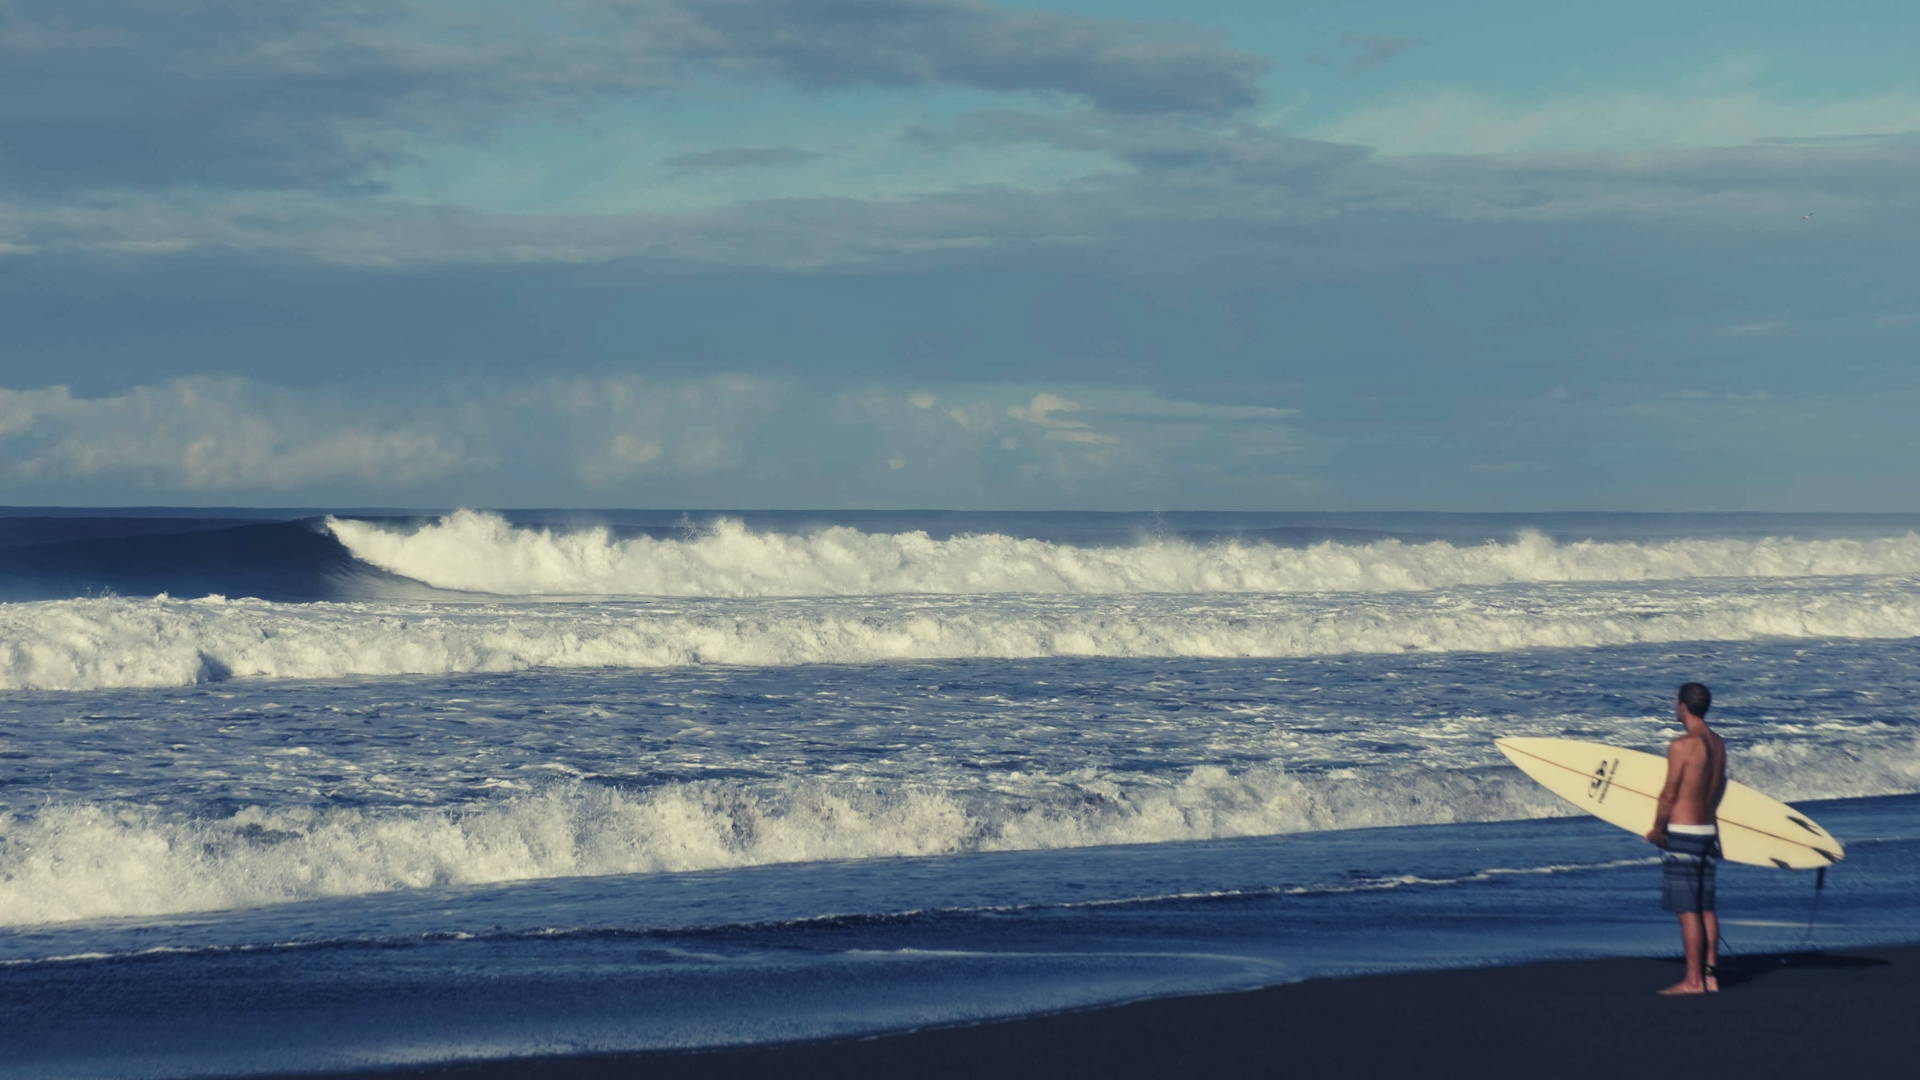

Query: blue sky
(2, 0), (1916, 509)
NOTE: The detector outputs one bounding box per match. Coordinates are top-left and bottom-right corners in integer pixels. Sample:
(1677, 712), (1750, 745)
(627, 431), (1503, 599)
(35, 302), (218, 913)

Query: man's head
(1676, 682), (1712, 722)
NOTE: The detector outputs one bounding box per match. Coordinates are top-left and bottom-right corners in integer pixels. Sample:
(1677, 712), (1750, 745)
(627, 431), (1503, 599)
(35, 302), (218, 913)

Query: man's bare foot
(1705, 972), (1720, 993)
(1657, 980), (1708, 995)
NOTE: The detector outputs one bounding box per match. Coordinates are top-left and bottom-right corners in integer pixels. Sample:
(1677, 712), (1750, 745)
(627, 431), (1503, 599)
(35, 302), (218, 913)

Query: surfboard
(1494, 737), (1843, 869)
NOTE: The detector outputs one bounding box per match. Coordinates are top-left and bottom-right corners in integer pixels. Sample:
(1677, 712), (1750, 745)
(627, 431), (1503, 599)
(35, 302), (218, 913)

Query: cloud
(583, 434), (665, 484)
(0, 0), (1268, 198)
(0, 374), (785, 495)
(1673, 389), (1772, 402)
(1008, 392), (1119, 446)
(1312, 85), (1920, 156)
(4, 110), (1918, 283)
(6, 6), (1918, 280)
(0, 375), (1308, 506)
(858, 385), (1303, 497)
(0, 1), (661, 194)
(905, 109), (1370, 178)
(0, 378), (465, 490)
(547, 374), (775, 484)
(1342, 34), (1420, 71)
(1007, 390), (1086, 426)
(627, 0), (1270, 114)
(1714, 321), (1795, 338)
(660, 146), (827, 175)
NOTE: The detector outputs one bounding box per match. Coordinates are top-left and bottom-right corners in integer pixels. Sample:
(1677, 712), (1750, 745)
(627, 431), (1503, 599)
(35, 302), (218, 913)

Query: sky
(1, 0), (1916, 511)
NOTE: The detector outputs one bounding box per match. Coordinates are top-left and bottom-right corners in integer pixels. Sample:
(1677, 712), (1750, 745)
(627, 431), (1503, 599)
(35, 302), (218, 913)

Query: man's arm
(1644, 739), (1688, 846)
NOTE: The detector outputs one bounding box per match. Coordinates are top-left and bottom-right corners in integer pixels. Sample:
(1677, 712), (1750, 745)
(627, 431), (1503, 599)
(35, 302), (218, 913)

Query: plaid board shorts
(1660, 830), (1719, 913)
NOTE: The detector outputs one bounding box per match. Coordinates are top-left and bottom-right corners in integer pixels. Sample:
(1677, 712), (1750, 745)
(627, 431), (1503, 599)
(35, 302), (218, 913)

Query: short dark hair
(1678, 682), (1711, 718)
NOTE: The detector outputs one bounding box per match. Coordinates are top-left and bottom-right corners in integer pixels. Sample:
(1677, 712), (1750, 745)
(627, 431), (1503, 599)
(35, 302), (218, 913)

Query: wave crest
(327, 511), (1920, 598)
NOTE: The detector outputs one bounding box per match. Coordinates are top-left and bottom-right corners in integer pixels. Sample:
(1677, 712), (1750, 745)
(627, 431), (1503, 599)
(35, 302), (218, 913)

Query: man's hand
(1644, 827), (1667, 847)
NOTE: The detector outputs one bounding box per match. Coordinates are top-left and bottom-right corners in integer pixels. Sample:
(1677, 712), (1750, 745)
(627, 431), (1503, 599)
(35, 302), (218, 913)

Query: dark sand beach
(273, 944), (1916, 1079)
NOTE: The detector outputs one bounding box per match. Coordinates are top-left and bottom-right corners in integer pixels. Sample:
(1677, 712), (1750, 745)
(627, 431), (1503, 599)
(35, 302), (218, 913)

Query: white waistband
(1669, 823), (1717, 835)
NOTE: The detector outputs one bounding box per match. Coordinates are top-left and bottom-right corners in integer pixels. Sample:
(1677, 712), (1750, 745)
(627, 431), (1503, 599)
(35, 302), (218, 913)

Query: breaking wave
(327, 511), (1920, 598)
(6, 738), (1914, 926)
(6, 585), (1920, 690)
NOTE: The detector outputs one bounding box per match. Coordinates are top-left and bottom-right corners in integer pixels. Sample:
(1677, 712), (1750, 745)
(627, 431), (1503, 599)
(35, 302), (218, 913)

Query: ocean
(4, 508), (1919, 1078)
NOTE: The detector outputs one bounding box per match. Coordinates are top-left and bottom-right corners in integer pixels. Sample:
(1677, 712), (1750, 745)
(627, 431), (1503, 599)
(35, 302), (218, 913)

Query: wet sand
(269, 944), (1916, 1079)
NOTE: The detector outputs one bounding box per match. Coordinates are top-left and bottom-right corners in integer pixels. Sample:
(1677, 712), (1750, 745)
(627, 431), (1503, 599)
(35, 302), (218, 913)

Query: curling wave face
(327, 511), (1920, 598)
(7, 578), (1920, 690)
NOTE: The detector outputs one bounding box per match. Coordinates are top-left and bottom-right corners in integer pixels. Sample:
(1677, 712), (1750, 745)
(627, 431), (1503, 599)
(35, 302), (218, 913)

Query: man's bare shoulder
(1666, 732), (1707, 758)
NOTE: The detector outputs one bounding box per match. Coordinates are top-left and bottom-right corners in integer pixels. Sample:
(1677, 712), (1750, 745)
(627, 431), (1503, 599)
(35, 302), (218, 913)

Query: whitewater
(6, 579), (1920, 691)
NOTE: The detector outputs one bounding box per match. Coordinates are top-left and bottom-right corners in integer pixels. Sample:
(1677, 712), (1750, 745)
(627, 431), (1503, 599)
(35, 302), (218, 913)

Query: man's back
(1665, 729), (1726, 827)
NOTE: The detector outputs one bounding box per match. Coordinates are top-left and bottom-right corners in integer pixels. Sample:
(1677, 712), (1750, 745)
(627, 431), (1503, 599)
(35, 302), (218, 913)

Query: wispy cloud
(625, 0), (1271, 114)
(660, 146), (827, 175)
(0, 376), (1310, 506)
(1342, 33), (1421, 71)
(547, 374), (776, 485)
(1006, 391), (1115, 444)
(0, 0), (1271, 200)
(1714, 321), (1795, 337)
(0, 378), (465, 490)
(1312, 83), (1920, 155)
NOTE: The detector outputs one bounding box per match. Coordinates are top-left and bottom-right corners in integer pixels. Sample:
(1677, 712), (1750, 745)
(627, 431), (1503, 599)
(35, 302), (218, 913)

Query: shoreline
(265, 943), (1918, 1079)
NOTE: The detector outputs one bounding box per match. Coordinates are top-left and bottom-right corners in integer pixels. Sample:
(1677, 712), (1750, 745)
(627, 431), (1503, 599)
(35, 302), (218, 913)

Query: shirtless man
(1643, 681), (1727, 995)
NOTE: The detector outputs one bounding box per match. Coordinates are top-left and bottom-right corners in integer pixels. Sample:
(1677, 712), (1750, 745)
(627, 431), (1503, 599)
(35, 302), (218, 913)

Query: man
(1644, 681), (1727, 995)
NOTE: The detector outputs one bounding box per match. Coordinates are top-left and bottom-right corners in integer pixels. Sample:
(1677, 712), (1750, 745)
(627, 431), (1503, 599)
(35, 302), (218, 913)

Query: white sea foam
(0, 767), (1560, 925)
(6, 585), (1920, 691)
(1281, 858), (1660, 896)
(327, 511), (1920, 597)
(5, 737), (1914, 927)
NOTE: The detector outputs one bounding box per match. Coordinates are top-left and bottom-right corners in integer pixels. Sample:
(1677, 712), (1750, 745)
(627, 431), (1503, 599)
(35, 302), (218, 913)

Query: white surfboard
(1494, 737), (1843, 869)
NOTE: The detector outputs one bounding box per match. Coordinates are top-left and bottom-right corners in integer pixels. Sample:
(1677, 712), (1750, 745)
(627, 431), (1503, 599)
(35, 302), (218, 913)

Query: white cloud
(1313, 85), (1920, 156)
(580, 434), (665, 486)
(4, 106), (1914, 271)
(1714, 321), (1794, 338)
(1620, 387), (1779, 417)
(0, 375), (1308, 505)
(0, 379), (463, 490)
(545, 374), (774, 485)
(0, 373), (783, 496)
(840, 384), (1306, 501)
(1006, 391), (1076, 425)
(1006, 392), (1122, 447)
(1009, 391), (1084, 426)
(1042, 428), (1120, 445)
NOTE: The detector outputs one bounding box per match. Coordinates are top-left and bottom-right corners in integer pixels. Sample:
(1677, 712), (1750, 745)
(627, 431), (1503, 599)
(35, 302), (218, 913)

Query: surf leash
(1794, 866), (1828, 953)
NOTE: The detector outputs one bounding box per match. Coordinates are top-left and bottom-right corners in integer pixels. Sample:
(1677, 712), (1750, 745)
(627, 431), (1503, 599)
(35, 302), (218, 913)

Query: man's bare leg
(1703, 911), (1720, 992)
(1658, 912), (1709, 995)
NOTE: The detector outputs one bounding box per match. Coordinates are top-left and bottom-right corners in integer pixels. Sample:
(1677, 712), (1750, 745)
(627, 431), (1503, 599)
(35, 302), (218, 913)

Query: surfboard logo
(1587, 758), (1619, 803)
